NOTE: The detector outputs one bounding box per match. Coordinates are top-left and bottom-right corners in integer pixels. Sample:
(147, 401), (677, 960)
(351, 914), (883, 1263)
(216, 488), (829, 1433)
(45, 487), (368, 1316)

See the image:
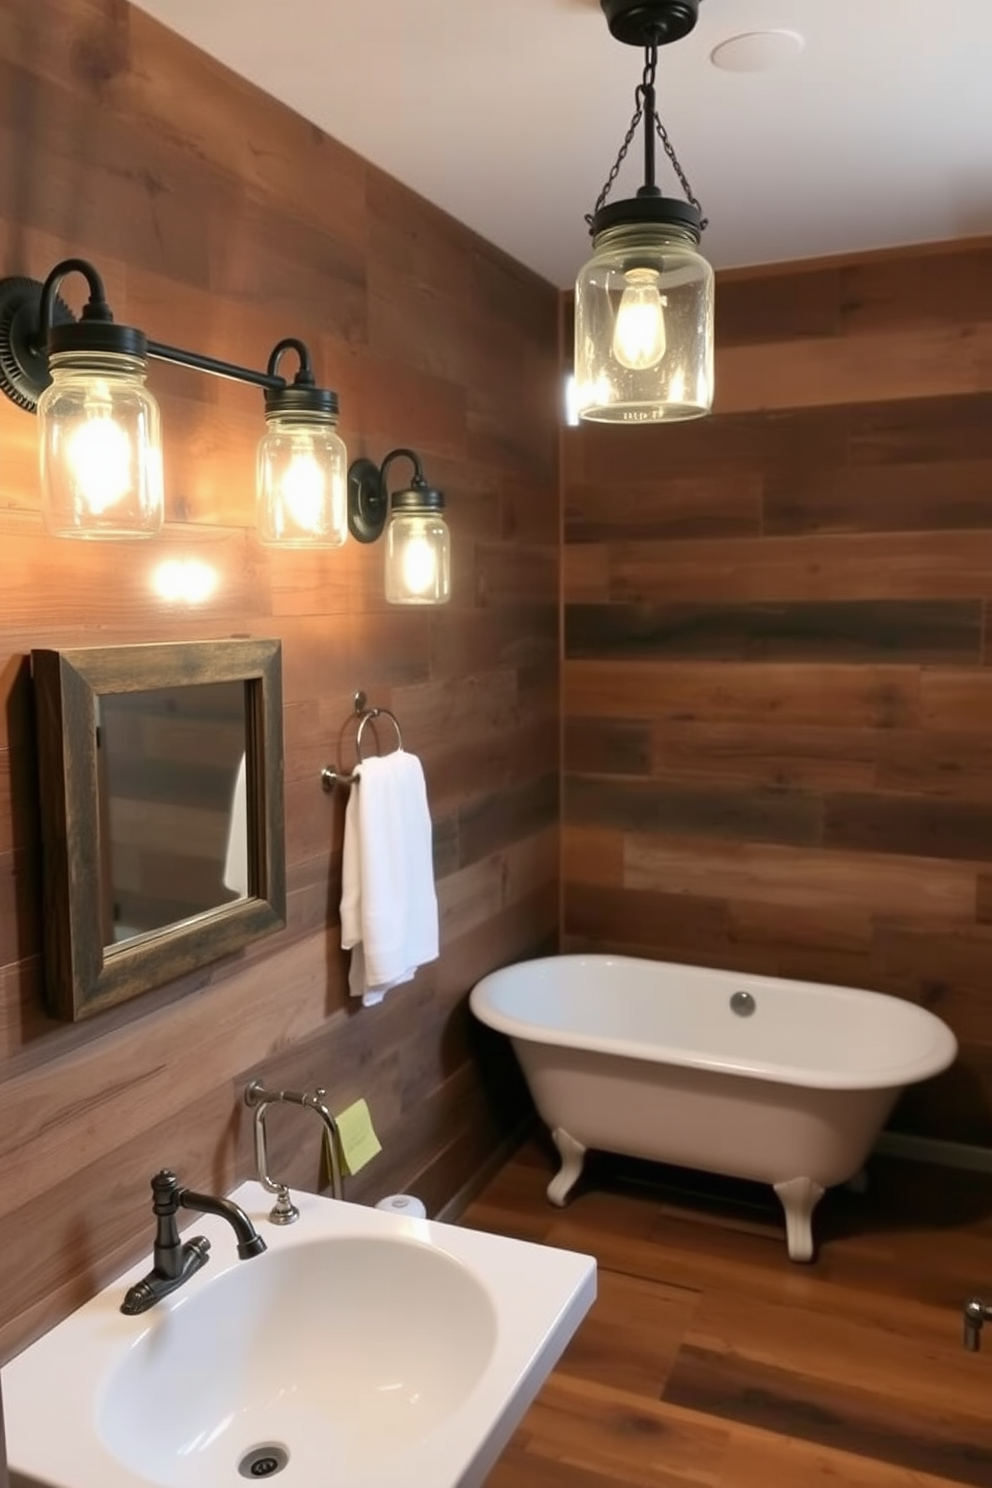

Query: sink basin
(2, 1182), (595, 1488)
(101, 1237), (497, 1484)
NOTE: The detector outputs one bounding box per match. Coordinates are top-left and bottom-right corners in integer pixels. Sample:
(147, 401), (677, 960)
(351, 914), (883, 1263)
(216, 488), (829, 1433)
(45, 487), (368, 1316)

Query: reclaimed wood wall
(563, 241), (992, 1142)
(0, 0), (558, 1362)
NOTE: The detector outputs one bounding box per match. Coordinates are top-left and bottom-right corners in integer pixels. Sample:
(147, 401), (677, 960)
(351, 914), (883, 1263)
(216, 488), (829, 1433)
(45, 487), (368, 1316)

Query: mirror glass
(98, 683), (249, 945)
(32, 638), (286, 1022)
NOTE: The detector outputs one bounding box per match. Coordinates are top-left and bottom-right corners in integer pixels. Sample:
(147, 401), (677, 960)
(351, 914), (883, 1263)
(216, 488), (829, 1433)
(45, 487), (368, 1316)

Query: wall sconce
(574, 0), (714, 424)
(347, 449), (451, 606)
(0, 258), (346, 544)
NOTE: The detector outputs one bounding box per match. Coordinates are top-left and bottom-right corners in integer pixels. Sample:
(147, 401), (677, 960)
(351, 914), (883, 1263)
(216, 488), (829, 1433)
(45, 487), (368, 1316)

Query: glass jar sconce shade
(348, 450), (451, 606)
(39, 349), (164, 538)
(0, 262), (345, 545)
(256, 341), (348, 548)
(0, 260), (167, 538)
(384, 492), (451, 606)
(256, 412), (348, 547)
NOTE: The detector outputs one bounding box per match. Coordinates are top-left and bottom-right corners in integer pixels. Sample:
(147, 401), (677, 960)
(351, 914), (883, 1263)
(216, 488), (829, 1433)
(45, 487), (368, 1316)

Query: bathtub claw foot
(548, 1129), (586, 1207)
(774, 1177), (825, 1263)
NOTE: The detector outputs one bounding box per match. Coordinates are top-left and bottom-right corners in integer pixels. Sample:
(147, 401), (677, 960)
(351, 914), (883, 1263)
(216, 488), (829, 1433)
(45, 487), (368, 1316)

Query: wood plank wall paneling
(563, 239), (992, 1144)
(0, 0), (559, 1364)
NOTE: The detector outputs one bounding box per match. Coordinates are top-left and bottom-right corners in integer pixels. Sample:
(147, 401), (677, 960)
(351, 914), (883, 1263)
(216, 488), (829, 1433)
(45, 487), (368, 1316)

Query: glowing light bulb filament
(612, 268), (667, 372)
(400, 534), (438, 596)
(66, 406), (133, 514)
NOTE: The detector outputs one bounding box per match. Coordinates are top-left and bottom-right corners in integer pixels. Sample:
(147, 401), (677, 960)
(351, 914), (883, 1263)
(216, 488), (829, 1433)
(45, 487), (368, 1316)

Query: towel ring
(321, 691), (404, 790)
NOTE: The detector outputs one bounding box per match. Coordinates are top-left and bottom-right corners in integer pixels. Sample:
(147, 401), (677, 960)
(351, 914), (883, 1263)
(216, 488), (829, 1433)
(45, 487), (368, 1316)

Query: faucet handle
(151, 1170), (181, 1212)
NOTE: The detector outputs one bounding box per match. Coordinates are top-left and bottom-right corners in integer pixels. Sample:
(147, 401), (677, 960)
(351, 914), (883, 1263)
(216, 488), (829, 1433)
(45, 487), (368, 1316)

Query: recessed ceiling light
(710, 29), (805, 73)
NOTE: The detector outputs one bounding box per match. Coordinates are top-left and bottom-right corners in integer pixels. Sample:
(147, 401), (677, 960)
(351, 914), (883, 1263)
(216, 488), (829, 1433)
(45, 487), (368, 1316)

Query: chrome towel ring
(321, 690), (404, 790)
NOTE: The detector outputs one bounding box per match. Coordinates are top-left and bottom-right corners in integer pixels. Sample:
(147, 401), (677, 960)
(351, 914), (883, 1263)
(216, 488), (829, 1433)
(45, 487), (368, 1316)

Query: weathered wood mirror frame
(31, 637), (286, 1022)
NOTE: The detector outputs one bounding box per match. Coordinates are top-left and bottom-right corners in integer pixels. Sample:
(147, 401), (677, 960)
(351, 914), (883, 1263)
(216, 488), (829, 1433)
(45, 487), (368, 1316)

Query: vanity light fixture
(347, 448), (451, 606)
(574, 0), (714, 424)
(0, 258), (347, 544)
(256, 338), (347, 549)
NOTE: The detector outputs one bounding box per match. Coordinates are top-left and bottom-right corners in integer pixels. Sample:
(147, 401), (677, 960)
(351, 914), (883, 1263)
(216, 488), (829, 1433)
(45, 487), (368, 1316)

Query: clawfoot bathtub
(470, 954), (957, 1261)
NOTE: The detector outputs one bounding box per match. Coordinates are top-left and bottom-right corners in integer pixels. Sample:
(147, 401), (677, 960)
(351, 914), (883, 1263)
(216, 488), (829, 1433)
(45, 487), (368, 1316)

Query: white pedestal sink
(2, 1182), (596, 1488)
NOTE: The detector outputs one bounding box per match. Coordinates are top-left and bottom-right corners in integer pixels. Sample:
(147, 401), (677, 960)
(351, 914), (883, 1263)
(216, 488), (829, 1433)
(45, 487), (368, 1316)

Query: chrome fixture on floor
(964, 1296), (992, 1351)
(245, 1079), (345, 1224)
(120, 1169), (266, 1315)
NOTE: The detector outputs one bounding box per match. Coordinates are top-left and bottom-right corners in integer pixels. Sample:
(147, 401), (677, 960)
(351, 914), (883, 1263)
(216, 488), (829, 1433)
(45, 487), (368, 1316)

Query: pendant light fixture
(348, 448), (451, 606)
(575, 0), (714, 424)
(0, 258), (345, 543)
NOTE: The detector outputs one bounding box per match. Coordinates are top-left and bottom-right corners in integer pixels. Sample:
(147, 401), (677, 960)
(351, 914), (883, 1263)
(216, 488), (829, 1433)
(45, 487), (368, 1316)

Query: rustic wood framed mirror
(31, 637), (286, 1021)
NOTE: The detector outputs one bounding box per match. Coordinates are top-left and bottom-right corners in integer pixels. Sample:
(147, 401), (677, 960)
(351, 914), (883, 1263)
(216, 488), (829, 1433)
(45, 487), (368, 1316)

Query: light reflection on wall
(153, 557), (219, 605)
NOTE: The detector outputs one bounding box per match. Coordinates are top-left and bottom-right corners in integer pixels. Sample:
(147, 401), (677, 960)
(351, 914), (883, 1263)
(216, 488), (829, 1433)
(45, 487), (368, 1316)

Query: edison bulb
(400, 534), (438, 596)
(256, 409), (347, 548)
(612, 268), (667, 371)
(385, 507), (450, 605)
(279, 447), (326, 534)
(37, 351), (163, 538)
(65, 407), (134, 514)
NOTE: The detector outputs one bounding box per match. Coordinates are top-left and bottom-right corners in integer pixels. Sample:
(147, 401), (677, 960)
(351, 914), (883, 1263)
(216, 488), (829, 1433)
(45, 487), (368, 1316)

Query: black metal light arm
(39, 258), (114, 339)
(0, 258), (332, 413)
(145, 338), (286, 393)
(143, 332), (318, 395)
(347, 447), (433, 544)
(378, 447), (425, 495)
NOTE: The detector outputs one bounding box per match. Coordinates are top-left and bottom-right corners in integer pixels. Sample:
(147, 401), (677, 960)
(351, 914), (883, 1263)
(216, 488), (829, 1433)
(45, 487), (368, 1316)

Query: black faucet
(120, 1169), (267, 1315)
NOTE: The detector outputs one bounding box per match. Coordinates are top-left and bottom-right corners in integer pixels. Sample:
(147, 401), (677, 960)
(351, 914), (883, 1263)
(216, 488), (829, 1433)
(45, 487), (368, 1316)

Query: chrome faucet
(244, 1080), (344, 1224)
(964, 1297), (992, 1351)
(120, 1169), (266, 1315)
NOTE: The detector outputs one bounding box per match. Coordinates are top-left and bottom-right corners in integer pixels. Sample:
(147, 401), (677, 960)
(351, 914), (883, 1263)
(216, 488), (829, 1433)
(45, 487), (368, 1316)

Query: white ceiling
(131, 0), (992, 288)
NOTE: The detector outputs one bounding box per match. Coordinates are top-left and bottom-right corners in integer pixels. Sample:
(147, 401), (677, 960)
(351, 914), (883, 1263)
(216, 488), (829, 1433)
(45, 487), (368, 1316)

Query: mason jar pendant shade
(575, 0), (714, 424)
(575, 219), (713, 422)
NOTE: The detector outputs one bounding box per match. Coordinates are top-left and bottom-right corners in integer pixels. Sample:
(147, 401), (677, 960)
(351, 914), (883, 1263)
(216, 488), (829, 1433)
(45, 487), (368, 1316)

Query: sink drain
(238, 1445), (289, 1479)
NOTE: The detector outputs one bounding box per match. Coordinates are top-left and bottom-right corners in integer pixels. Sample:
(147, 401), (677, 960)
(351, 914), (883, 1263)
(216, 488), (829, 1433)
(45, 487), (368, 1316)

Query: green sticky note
(334, 1098), (382, 1176)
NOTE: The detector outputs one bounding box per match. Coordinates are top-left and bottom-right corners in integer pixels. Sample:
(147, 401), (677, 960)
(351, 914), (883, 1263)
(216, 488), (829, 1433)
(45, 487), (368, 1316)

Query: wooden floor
(461, 1139), (992, 1487)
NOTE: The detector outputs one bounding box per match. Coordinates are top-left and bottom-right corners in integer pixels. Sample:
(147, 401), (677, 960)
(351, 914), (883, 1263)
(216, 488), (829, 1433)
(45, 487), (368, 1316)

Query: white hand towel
(340, 750), (439, 1006)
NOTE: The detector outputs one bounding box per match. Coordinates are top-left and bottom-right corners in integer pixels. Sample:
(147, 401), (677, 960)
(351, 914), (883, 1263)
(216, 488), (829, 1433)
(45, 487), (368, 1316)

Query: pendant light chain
(585, 76), (645, 228)
(655, 103), (707, 231)
(585, 42), (707, 232)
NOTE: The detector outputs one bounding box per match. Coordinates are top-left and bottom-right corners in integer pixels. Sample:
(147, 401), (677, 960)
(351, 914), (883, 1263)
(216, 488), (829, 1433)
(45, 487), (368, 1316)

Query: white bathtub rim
(470, 954), (958, 1094)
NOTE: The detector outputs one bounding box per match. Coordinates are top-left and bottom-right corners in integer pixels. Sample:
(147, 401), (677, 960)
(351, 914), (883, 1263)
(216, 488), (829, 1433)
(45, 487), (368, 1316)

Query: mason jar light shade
(384, 492), (450, 605)
(38, 350), (164, 538)
(257, 410), (348, 548)
(574, 221), (714, 423)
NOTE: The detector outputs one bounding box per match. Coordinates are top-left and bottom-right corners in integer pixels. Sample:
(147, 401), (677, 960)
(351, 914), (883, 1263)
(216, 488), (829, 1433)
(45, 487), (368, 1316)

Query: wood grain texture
(566, 599), (982, 664)
(469, 1140), (992, 1488)
(0, 0), (558, 1363)
(563, 240), (992, 1142)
